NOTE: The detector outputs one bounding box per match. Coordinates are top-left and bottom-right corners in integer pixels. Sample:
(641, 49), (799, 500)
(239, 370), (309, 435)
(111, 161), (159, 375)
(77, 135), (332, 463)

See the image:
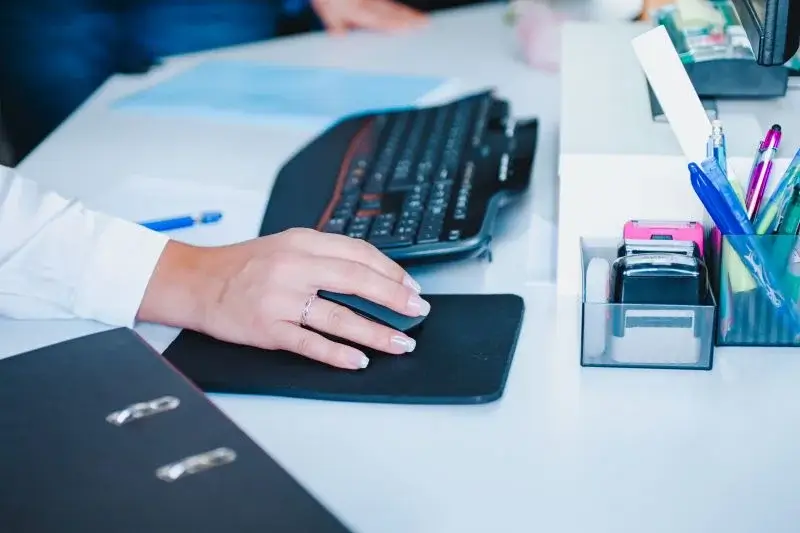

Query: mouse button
(396, 313), (428, 333)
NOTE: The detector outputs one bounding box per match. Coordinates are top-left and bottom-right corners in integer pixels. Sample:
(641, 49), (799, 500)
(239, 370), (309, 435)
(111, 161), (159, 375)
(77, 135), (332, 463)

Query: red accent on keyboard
(314, 120), (374, 232)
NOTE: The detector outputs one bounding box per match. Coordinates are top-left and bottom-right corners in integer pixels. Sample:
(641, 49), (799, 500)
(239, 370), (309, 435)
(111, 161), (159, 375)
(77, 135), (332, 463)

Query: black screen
(732, 0), (800, 65)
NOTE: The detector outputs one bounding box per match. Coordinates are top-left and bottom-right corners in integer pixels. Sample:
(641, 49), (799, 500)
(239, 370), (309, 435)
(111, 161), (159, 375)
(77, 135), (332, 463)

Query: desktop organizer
(652, 0), (789, 98)
(579, 238), (717, 370)
(709, 234), (800, 347)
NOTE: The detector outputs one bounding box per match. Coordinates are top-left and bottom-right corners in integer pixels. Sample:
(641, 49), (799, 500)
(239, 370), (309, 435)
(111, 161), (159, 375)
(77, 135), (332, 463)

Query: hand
(311, 0), (427, 34)
(138, 228), (430, 370)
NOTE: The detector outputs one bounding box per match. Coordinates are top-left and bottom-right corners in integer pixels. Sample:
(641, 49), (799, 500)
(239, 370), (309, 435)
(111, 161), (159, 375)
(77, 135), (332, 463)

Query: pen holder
(579, 238), (717, 370)
(712, 234), (800, 346)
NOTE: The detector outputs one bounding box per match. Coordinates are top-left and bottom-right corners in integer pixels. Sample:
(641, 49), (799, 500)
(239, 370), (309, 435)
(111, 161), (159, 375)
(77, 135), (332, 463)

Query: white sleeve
(0, 165), (169, 327)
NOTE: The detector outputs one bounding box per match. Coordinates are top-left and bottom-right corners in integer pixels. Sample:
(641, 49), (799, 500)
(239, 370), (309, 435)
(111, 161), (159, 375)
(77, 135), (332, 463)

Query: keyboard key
(369, 234), (413, 248)
(347, 216), (372, 239)
(359, 195), (382, 211)
(324, 218), (348, 234)
(372, 213), (396, 233)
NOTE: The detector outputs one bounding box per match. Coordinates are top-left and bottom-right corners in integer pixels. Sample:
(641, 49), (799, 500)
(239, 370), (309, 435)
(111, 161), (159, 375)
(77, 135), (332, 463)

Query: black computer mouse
(317, 290), (428, 332)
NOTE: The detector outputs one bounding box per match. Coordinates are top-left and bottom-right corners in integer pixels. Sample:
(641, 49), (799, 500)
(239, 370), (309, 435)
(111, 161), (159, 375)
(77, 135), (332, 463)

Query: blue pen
(139, 211), (223, 232)
(690, 161), (800, 335)
(708, 122), (735, 334)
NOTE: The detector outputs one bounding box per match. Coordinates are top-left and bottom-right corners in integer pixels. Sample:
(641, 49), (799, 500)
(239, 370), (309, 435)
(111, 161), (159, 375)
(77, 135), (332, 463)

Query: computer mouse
(316, 290), (428, 332)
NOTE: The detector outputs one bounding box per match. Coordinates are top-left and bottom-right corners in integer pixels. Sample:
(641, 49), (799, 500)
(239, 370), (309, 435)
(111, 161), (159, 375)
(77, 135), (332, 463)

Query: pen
(709, 120), (729, 176)
(139, 211), (223, 232)
(691, 161), (800, 335)
(708, 120), (755, 293)
(745, 124), (782, 220)
(772, 186), (800, 300)
(707, 121), (736, 333)
(754, 148), (800, 235)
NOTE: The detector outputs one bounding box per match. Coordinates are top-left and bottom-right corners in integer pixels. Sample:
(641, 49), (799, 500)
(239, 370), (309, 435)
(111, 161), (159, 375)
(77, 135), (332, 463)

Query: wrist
(136, 240), (226, 331)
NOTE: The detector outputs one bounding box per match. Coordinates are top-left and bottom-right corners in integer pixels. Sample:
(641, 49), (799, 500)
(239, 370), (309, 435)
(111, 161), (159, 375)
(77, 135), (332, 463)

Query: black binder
(0, 328), (352, 533)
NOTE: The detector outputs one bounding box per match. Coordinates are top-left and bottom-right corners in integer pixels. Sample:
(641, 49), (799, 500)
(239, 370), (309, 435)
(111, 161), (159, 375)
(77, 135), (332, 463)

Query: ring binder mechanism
(106, 395), (180, 426)
(156, 447), (237, 482)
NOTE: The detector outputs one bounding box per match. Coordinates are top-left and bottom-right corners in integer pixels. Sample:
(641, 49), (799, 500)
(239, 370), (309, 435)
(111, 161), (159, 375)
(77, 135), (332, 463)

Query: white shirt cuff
(72, 217), (169, 328)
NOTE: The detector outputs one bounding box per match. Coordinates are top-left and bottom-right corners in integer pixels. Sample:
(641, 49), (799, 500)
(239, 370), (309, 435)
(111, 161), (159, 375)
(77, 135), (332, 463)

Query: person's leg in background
(0, 1), (120, 163)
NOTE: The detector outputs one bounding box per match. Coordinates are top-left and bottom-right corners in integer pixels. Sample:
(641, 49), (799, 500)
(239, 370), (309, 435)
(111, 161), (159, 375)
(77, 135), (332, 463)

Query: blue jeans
(0, 0), (283, 161)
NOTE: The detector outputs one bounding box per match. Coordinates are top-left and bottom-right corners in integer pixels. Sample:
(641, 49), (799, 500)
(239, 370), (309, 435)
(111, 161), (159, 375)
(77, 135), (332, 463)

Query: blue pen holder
(580, 238), (717, 370)
(711, 233), (800, 346)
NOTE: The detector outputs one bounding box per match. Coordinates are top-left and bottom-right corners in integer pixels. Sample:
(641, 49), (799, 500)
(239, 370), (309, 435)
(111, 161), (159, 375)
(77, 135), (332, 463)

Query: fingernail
(391, 335), (416, 353)
(346, 349), (369, 370)
(403, 274), (422, 293)
(407, 294), (431, 316)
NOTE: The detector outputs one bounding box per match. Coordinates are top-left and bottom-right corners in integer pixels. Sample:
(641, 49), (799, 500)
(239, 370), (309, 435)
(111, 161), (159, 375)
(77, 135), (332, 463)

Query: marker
(754, 148), (800, 235)
(745, 124), (782, 220)
(139, 211), (223, 232)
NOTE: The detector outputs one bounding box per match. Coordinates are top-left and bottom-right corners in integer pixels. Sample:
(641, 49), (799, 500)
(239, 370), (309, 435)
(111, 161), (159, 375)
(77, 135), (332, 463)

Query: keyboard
(259, 91), (538, 264)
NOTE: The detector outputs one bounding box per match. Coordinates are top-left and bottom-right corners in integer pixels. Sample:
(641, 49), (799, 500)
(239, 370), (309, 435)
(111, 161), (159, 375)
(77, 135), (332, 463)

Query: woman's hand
(311, 0), (427, 34)
(138, 228), (429, 370)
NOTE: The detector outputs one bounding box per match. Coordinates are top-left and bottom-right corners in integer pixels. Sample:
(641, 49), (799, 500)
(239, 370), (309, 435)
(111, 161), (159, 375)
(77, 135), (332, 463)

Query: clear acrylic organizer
(580, 238), (717, 370)
(711, 234), (800, 347)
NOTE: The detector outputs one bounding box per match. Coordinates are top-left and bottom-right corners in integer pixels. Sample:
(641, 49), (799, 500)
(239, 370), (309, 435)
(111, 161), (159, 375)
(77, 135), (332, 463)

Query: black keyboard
(259, 91), (538, 264)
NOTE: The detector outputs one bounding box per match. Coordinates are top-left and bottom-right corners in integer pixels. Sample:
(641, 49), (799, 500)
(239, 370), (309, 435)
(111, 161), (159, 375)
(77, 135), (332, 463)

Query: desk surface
(6, 5), (800, 532)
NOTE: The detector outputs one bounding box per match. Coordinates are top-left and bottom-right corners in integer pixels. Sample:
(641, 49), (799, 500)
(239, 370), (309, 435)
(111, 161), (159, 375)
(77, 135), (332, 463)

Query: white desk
(5, 5), (800, 532)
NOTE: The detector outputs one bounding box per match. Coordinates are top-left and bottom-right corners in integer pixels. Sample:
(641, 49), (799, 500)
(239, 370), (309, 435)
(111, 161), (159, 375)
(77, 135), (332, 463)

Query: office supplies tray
(579, 238), (717, 370)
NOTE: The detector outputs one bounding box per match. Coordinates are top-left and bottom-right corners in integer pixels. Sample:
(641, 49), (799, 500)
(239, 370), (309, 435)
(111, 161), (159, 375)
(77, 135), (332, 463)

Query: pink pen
(745, 124), (782, 220)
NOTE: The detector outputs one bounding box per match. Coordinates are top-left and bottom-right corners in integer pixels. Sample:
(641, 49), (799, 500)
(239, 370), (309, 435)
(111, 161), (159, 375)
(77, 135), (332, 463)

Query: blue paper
(113, 60), (447, 126)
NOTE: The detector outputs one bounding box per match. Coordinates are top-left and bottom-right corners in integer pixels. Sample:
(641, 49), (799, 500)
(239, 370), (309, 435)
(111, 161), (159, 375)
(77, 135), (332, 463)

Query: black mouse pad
(161, 294), (525, 405)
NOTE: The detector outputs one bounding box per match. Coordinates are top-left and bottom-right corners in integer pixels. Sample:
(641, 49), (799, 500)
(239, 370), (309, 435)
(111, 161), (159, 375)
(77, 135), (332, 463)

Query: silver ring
(299, 294), (317, 327)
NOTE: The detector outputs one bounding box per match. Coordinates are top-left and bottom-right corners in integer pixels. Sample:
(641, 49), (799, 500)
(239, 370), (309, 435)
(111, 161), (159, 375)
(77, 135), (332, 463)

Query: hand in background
(311, 0), (427, 34)
(138, 228), (429, 370)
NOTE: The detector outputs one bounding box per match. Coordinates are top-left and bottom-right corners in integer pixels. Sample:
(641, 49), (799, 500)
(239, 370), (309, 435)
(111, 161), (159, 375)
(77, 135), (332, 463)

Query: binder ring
(156, 447), (237, 482)
(106, 396), (180, 426)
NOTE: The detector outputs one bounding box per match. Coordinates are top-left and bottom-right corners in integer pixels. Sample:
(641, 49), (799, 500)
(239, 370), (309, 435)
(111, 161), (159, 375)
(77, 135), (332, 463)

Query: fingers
(270, 321), (371, 370)
(306, 256), (430, 317)
(348, 0), (427, 30)
(313, 0), (426, 33)
(304, 296), (416, 355)
(285, 228), (420, 292)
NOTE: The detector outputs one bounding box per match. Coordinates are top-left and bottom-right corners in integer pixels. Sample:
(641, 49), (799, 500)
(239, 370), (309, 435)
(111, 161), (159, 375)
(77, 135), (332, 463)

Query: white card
(631, 25), (739, 184)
